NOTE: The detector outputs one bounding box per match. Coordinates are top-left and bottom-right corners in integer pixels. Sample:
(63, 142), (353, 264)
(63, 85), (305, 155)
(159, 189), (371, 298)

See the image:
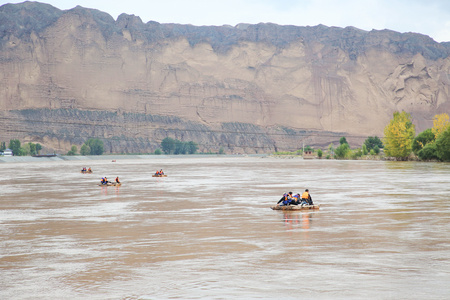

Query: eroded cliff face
(0, 2), (449, 153)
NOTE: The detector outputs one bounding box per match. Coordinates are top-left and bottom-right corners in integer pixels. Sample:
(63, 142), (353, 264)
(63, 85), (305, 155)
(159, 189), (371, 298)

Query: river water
(1, 156), (449, 299)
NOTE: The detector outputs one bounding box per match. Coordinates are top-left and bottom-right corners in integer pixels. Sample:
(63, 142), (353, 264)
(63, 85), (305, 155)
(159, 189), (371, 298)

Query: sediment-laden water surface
(1, 157), (449, 299)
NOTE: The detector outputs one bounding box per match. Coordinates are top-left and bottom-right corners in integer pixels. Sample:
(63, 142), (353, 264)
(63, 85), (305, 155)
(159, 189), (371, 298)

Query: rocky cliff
(1, 2), (449, 154)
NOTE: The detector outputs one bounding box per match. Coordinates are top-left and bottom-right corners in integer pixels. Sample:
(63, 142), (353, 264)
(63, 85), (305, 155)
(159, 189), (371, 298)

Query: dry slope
(0, 2), (449, 153)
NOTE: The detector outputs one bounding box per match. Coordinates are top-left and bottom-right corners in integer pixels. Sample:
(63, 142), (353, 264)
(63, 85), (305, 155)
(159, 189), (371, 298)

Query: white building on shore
(2, 148), (13, 156)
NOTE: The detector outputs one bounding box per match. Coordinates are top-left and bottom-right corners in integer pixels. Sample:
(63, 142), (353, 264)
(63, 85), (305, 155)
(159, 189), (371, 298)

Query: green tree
(364, 136), (383, 151)
(435, 126), (450, 161)
(218, 147), (225, 154)
(161, 137), (176, 154)
(340, 137), (348, 145)
(67, 145), (77, 156)
(20, 144), (30, 156)
(80, 144), (91, 156)
(9, 139), (21, 156)
(373, 145), (380, 154)
(187, 141), (198, 154)
(36, 143), (42, 154)
(0, 142), (5, 151)
(28, 143), (37, 156)
(417, 143), (439, 161)
(412, 129), (435, 155)
(362, 144), (368, 155)
(317, 149), (323, 158)
(85, 138), (104, 155)
(351, 148), (363, 159)
(154, 148), (162, 155)
(383, 111), (415, 160)
(174, 140), (187, 154)
(335, 143), (350, 159)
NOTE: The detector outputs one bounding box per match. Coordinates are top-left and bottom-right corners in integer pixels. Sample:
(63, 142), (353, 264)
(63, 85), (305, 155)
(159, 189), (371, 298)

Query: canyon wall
(1, 2), (449, 153)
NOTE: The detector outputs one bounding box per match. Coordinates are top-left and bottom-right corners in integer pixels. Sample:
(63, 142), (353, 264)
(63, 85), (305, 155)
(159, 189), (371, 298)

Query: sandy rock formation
(0, 2), (449, 153)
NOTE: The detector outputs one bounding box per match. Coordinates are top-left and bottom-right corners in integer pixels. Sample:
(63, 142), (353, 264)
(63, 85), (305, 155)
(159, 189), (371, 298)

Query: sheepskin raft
(270, 205), (320, 211)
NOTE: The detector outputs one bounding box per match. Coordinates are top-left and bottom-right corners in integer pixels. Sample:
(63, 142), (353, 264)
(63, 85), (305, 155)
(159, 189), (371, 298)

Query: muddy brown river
(1, 156), (449, 299)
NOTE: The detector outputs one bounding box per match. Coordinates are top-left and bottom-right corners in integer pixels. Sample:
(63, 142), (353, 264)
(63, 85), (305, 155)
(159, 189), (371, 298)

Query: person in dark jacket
(287, 191), (299, 205)
(277, 193), (288, 205)
(277, 192), (299, 205)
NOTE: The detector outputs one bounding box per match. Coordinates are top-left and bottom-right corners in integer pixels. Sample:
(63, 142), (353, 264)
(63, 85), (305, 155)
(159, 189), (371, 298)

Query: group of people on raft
(154, 169), (164, 175)
(100, 176), (120, 185)
(277, 189), (313, 206)
(81, 167), (92, 173)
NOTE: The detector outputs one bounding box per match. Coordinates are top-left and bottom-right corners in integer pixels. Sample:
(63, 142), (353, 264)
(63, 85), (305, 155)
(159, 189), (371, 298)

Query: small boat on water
(270, 204), (320, 211)
(81, 171), (93, 174)
(152, 174), (167, 177)
(98, 182), (121, 186)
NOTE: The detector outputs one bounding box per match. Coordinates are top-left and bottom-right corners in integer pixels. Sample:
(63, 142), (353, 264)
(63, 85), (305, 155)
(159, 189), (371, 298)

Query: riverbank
(0, 154), (267, 163)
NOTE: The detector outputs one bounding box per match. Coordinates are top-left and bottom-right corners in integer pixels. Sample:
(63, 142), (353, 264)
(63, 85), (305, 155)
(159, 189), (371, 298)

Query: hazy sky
(2, 0), (450, 42)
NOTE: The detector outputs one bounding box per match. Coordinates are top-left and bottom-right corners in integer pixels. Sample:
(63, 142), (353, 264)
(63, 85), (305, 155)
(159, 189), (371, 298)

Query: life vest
(282, 194), (290, 205)
(302, 191), (309, 199)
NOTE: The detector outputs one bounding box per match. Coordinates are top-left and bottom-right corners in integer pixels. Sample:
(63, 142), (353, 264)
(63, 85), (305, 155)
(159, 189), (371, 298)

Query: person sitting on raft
(88, 167), (92, 173)
(287, 191), (300, 205)
(277, 192), (298, 206)
(82, 167), (86, 172)
(301, 189), (313, 205)
(277, 193), (288, 205)
(115, 176), (120, 184)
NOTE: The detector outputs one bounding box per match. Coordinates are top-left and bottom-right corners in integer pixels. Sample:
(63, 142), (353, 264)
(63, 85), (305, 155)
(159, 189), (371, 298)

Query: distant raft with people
(275, 190), (315, 208)
(99, 176), (121, 186)
(80, 167), (93, 174)
(152, 170), (166, 177)
(270, 204), (320, 211)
